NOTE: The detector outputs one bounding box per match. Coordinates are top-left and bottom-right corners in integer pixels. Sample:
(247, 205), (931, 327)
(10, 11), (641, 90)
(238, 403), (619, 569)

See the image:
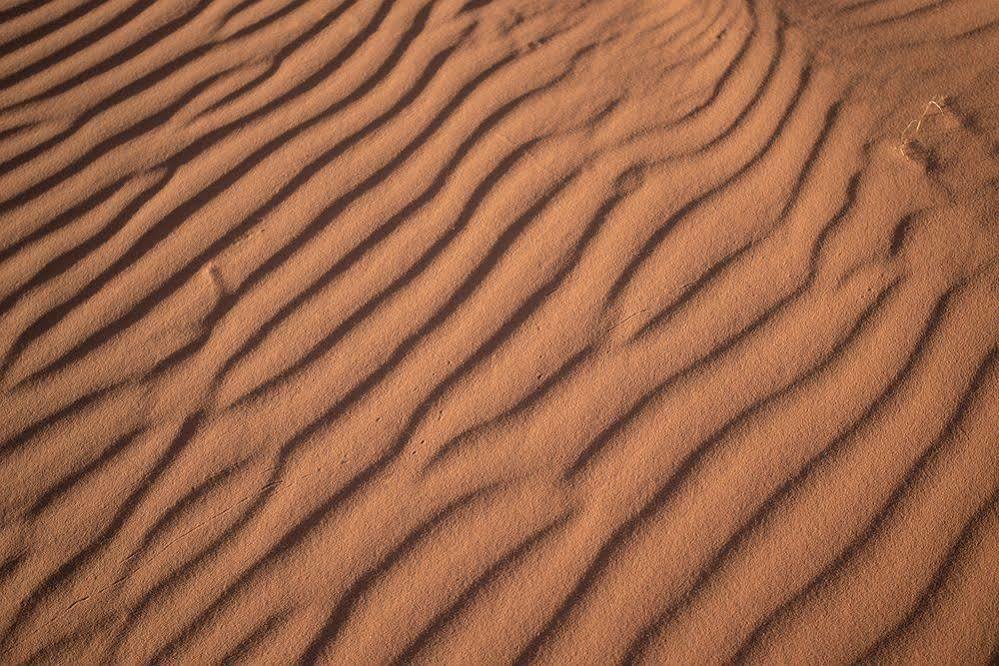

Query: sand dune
(1, 0), (997, 662)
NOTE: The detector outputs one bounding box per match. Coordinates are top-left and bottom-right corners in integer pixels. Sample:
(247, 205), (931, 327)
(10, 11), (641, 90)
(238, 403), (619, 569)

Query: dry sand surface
(1, 0), (997, 662)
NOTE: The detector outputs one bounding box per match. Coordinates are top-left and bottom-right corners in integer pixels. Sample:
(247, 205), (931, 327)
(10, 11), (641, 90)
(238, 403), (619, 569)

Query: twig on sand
(900, 95), (948, 157)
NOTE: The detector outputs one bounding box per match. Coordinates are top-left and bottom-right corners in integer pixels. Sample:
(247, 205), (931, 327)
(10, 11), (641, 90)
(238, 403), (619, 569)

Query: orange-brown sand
(1, 0), (997, 662)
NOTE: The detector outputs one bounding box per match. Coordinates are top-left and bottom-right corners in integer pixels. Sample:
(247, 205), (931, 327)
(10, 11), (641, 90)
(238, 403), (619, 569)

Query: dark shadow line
(219, 609), (289, 665)
(121, 457), (251, 574)
(0, 62), (231, 216)
(626, 289), (982, 663)
(0, 384), (119, 462)
(0, 169), (171, 323)
(135, 167), (627, 659)
(0, 0), (63, 24)
(0, 0), (114, 59)
(6, 1), (452, 385)
(425, 345), (592, 470)
(295, 483), (504, 664)
(726, 286), (974, 662)
(856, 352), (998, 662)
(6, 0), (219, 111)
(0, 178), (123, 270)
(200, 0), (390, 115)
(606, 40), (808, 306)
(0, 0), (165, 90)
(28, 427), (145, 516)
(392, 513), (573, 664)
(632, 94), (843, 341)
(0, 414), (202, 653)
(215, 49), (586, 396)
(519, 233), (894, 662)
(0, 551), (26, 589)
(232, 139), (565, 406)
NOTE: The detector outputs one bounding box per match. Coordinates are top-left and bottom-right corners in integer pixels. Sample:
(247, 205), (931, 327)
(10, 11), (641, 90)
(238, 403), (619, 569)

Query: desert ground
(0, 0), (997, 663)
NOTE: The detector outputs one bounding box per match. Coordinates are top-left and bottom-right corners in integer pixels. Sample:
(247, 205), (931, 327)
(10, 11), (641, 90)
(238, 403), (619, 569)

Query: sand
(0, 0), (997, 663)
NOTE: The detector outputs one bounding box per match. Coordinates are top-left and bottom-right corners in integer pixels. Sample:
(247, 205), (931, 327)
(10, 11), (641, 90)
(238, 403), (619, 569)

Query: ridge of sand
(1, 0), (997, 662)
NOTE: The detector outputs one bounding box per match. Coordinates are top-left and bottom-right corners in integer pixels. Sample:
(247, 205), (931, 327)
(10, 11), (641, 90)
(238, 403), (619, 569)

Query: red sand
(1, 0), (997, 662)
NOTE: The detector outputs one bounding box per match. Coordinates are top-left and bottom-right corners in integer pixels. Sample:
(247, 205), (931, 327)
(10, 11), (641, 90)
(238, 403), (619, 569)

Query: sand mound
(1, 0), (997, 662)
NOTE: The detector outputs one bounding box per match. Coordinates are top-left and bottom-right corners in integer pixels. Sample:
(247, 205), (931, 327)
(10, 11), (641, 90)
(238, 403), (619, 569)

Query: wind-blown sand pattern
(1, 0), (997, 662)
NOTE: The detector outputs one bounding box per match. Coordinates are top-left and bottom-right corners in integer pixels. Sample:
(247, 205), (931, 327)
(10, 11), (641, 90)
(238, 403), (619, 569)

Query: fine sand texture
(1, 0), (998, 663)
